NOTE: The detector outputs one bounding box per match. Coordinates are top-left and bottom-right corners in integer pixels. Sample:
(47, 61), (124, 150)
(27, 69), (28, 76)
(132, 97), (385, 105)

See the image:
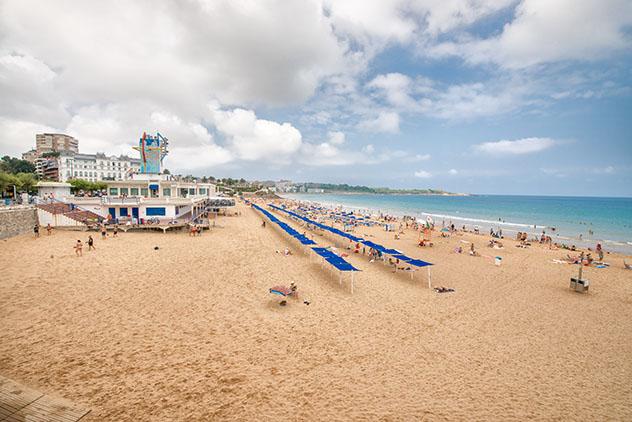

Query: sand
(1, 201), (632, 421)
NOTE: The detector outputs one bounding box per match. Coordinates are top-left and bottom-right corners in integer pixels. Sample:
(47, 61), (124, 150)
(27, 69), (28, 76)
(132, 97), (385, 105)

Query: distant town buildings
(22, 133), (140, 182)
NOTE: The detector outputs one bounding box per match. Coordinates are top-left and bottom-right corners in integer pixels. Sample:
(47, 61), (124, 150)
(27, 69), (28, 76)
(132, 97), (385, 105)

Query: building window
(163, 188), (171, 197)
(189, 188), (195, 195)
(146, 207), (166, 216)
(120, 187), (129, 195)
(109, 188), (118, 196)
(199, 188), (206, 195)
(141, 188), (149, 197)
(130, 187), (139, 196)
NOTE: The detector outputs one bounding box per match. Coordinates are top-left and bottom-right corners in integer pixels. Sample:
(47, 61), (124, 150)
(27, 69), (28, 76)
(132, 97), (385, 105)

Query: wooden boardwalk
(0, 376), (90, 422)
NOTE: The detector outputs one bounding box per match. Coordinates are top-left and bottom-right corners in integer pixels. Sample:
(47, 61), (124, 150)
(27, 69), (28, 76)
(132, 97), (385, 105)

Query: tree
(0, 172), (17, 196)
(163, 168), (171, 175)
(69, 179), (107, 193)
(14, 173), (37, 193)
(0, 156), (36, 174)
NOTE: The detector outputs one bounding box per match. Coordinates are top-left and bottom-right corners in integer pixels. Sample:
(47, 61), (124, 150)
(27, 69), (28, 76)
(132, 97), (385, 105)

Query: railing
(35, 197), (104, 223)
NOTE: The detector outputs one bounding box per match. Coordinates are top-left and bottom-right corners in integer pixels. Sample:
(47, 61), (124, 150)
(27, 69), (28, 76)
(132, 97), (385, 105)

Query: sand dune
(1, 202), (631, 420)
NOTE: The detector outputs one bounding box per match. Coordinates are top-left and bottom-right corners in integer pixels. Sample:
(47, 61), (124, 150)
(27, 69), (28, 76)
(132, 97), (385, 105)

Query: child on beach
(87, 235), (95, 251)
(101, 224), (107, 239)
(46, 223), (52, 235)
(113, 225), (119, 237)
(33, 224), (40, 238)
(74, 240), (83, 256)
(596, 243), (604, 261)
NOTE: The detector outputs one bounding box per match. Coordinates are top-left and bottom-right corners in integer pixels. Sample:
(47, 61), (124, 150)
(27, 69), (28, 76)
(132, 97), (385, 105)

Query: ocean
(282, 193), (632, 254)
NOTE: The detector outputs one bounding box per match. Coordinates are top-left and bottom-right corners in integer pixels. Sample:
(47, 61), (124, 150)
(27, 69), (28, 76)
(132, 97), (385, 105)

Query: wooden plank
(0, 377), (43, 417)
(0, 376), (90, 422)
(17, 395), (89, 422)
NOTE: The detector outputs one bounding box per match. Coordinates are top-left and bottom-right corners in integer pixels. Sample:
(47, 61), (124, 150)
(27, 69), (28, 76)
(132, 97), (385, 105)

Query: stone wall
(0, 206), (39, 240)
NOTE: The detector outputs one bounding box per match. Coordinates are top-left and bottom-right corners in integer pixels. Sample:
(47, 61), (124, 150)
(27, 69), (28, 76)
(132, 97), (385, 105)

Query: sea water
(282, 193), (632, 254)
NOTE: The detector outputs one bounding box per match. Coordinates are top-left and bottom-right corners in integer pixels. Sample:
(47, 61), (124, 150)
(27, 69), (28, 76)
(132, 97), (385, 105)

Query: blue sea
(282, 193), (632, 254)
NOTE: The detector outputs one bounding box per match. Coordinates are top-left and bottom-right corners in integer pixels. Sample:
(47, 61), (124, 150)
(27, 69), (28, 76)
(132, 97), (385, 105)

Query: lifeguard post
(132, 132), (169, 174)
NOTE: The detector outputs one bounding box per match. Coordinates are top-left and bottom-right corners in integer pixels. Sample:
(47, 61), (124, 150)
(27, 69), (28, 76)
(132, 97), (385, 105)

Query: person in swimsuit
(101, 224), (107, 239)
(46, 223), (52, 235)
(74, 240), (83, 256)
(33, 224), (40, 238)
(87, 235), (95, 251)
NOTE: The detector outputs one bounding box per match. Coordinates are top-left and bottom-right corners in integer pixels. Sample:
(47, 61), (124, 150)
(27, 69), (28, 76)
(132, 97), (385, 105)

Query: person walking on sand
(33, 224), (40, 238)
(74, 239), (83, 256)
(46, 223), (52, 236)
(87, 235), (95, 251)
(101, 224), (107, 240)
(113, 225), (119, 238)
(262, 220), (266, 228)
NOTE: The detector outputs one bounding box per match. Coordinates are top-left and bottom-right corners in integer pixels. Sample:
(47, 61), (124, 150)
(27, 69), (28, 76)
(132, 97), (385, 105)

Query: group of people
(189, 224), (203, 236)
(73, 235), (96, 256)
(33, 223), (54, 237)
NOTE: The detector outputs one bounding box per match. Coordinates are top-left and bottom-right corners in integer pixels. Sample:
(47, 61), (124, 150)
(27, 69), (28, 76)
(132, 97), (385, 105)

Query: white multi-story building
(58, 152), (142, 182)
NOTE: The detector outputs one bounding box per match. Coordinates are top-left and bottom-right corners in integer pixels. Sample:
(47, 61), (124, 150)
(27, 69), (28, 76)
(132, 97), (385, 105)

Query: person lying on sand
(624, 260), (632, 270)
(454, 246), (463, 254)
(469, 243), (479, 257)
(565, 254), (581, 264)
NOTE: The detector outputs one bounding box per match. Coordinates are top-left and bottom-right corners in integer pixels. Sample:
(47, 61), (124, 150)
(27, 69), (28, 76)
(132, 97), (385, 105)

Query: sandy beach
(1, 200), (632, 421)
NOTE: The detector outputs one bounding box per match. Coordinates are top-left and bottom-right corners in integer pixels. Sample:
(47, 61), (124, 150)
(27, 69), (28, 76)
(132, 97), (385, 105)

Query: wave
(418, 212), (547, 229)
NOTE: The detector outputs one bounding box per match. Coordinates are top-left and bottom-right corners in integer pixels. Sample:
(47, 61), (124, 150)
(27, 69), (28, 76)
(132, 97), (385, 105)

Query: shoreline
(281, 193), (632, 254)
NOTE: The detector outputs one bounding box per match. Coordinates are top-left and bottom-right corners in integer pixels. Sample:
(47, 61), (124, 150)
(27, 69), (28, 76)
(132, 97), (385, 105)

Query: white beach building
(35, 132), (235, 227)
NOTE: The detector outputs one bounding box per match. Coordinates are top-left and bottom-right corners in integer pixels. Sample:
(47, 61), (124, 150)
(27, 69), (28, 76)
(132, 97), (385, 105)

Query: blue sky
(1, 0), (631, 196)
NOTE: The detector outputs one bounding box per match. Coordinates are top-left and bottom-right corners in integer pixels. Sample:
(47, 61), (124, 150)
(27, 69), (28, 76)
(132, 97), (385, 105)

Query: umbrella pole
(351, 272), (354, 294)
(427, 267), (432, 290)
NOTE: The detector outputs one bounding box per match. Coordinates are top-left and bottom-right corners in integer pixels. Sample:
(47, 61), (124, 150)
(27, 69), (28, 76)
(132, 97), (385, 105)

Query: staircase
(36, 202), (72, 215)
(36, 199), (104, 227)
(64, 209), (103, 224)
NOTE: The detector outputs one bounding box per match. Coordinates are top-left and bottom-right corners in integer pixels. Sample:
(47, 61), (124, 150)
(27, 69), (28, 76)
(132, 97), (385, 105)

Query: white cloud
(428, 0), (632, 69)
(0, 118), (58, 157)
(592, 166), (616, 174)
(358, 111), (400, 133)
(414, 170), (433, 178)
(209, 106), (302, 163)
(405, 153), (431, 162)
(449, 168), (459, 175)
(367, 73), (417, 109)
(474, 137), (557, 155)
(327, 131), (346, 145)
